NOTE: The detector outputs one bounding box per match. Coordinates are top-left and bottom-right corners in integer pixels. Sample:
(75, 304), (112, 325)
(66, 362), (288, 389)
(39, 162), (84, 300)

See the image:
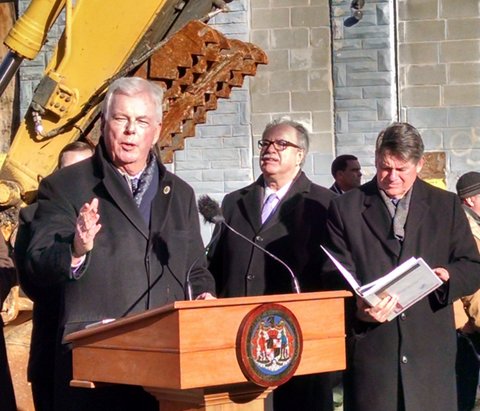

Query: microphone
(197, 195), (301, 294)
(197, 195), (225, 224)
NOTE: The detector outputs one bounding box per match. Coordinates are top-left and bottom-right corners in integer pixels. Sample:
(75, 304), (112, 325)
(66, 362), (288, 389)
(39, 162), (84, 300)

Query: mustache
(261, 154), (277, 160)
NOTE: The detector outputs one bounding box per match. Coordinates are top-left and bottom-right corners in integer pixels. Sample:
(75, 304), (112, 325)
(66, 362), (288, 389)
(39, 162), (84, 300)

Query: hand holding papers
(321, 246), (443, 321)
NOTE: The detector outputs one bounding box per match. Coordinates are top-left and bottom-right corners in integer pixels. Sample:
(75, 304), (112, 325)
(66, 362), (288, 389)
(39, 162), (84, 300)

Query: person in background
(328, 154), (363, 409)
(15, 141), (94, 411)
(329, 154), (362, 194)
(23, 77), (215, 411)
(326, 122), (480, 411)
(455, 171), (480, 411)
(0, 236), (18, 411)
(208, 118), (336, 411)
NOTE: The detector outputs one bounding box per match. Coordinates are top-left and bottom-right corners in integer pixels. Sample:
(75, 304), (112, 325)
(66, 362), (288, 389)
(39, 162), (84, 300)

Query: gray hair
(375, 122), (424, 164)
(262, 119), (310, 166)
(102, 77), (164, 121)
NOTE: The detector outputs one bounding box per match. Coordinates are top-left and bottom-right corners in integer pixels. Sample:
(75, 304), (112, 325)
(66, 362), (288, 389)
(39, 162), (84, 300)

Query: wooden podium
(66, 291), (350, 411)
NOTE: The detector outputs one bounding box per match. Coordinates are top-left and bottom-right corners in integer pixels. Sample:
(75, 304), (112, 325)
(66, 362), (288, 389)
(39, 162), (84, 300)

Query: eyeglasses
(257, 139), (302, 151)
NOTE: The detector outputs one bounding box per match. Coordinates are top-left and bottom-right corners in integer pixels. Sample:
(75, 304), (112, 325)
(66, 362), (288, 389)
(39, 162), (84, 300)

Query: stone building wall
(331, 0), (395, 179)
(175, 0), (252, 203)
(398, 0), (480, 189)
(9, 0), (480, 194)
(249, 0), (335, 187)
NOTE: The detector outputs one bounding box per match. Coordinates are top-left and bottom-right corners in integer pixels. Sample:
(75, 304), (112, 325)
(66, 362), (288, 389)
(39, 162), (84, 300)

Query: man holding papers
(326, 122), (480, 411)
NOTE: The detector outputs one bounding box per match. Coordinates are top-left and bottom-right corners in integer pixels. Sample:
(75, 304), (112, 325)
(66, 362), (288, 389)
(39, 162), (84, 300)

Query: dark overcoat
(208, 172), (336, 411)
(326, 178), (480, 411)
(25, 141), (215, 411)
(209, 172), (335, 296)
(16, 203), (61, 410)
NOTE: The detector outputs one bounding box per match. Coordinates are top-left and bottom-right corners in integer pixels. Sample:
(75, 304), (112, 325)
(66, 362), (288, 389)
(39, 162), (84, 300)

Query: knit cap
(456, 171), (480, 199)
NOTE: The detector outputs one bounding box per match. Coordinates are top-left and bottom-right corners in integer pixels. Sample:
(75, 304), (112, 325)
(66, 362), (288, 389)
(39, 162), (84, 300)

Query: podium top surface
(65, 290), (351, 343)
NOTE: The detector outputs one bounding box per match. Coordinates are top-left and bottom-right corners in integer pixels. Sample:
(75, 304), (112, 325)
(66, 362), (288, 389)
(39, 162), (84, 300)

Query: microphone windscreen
(198, 195), (223, 224)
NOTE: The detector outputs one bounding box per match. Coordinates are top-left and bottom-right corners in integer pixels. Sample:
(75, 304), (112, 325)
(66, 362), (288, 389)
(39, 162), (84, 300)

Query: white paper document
(321, 246), (443, 321)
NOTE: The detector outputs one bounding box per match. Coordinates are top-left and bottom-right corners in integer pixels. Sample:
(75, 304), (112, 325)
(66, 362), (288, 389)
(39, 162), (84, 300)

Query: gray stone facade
(331, 0), (395, 180)
(9, 0), (480, 196)
(249, 0), (335, 188)
(398, 0), (480, 189)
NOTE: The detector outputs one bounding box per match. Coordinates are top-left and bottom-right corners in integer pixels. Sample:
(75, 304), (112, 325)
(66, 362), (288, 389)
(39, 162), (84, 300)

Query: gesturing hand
(72, 198), (102, 259)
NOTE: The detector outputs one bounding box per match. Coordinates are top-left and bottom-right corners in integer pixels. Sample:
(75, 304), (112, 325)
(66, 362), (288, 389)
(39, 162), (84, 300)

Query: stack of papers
(321, 246), (443, 321)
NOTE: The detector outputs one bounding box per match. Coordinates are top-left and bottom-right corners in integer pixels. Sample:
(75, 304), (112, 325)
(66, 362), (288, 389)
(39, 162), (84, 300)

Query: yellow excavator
(0, 1), (267, 406)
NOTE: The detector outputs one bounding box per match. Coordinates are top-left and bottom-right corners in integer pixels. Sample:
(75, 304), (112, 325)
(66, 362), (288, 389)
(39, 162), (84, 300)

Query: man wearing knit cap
(455, 171), (480, 411)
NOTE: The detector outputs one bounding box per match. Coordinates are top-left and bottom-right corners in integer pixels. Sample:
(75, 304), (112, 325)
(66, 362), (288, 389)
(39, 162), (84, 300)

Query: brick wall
(175, 0), (252, 200)
(331, 0), (396, 180)
(398, 0), (480, 189)
(11, 0), (480, 196)
(249, 0), (335, 187)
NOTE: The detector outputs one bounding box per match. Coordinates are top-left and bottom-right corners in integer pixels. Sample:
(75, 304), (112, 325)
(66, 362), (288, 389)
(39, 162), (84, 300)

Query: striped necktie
(261, 193), (279, 224)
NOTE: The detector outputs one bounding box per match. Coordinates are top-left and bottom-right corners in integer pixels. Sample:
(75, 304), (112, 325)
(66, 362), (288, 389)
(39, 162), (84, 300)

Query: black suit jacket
(26, 140), (215, 338)
(326, 178), (480, 411)
(15, 203), (61, 385)
(208, 171), (335, 296)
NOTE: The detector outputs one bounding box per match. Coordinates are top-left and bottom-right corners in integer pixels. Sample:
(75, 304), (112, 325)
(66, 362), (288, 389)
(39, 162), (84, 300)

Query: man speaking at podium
(326, 122), (480, 411)
(208, 118), (336, 411)
(25, 77), (215, 411)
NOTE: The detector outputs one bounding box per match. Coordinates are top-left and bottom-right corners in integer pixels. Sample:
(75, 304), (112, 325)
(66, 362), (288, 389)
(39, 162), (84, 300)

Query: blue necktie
(130, 177), (140, 196)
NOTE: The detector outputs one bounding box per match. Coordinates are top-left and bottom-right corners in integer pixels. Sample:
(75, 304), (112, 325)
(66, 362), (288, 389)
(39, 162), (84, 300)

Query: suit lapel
(239, 179), (264, 233)
(260, 172), (309, 232)
(400, 179), (429, 261)
(97, 142), (149, 239)
(149, 170), (174, 235)
(362, 180), (401, 257)
(102, 167), (149, 239)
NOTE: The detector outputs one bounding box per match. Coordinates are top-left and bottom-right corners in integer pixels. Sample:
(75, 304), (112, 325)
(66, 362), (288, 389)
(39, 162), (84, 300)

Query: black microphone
(197, 195), (301, 294)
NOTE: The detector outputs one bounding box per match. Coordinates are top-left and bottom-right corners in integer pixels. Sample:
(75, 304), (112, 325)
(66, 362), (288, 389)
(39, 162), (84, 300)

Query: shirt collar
(264, 179), (294, 203)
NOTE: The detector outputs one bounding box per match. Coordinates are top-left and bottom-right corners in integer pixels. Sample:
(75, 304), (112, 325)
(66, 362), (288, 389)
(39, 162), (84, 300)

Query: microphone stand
(185, 224), (223, 300)
(218, 218), (301, 294)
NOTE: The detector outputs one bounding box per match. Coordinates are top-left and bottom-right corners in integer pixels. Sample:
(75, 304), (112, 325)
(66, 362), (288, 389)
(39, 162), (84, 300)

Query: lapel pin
(163, 185), (171, 195)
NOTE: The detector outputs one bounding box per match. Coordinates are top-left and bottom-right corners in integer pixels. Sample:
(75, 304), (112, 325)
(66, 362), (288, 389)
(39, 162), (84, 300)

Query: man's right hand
(356, 294), (399, 323)
(72, 198), (101, 263)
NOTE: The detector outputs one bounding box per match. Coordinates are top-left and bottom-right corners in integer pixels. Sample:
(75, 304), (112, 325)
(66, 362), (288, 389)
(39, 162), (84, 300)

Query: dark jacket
(24, 141), (215, 411)
(26, 141), (215, 336)
(16, 203), (60, 394)
(209, 171), (335, 296)
(326, 178), (480, 411)
(207, 171), (336, 411)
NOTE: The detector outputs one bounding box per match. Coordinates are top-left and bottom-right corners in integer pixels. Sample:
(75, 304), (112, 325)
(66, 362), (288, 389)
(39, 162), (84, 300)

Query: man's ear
(465, 196), (475, 208)
(415, 156), (425, 173)
(296, 149), (304, 166)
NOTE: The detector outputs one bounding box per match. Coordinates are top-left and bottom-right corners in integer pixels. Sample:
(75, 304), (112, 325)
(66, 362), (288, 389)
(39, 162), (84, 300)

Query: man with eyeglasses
(208, 118), (336, 411)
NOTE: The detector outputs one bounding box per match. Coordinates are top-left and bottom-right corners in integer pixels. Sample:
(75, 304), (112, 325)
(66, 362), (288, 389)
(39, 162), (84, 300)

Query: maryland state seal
(236, 303), (303, 387)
